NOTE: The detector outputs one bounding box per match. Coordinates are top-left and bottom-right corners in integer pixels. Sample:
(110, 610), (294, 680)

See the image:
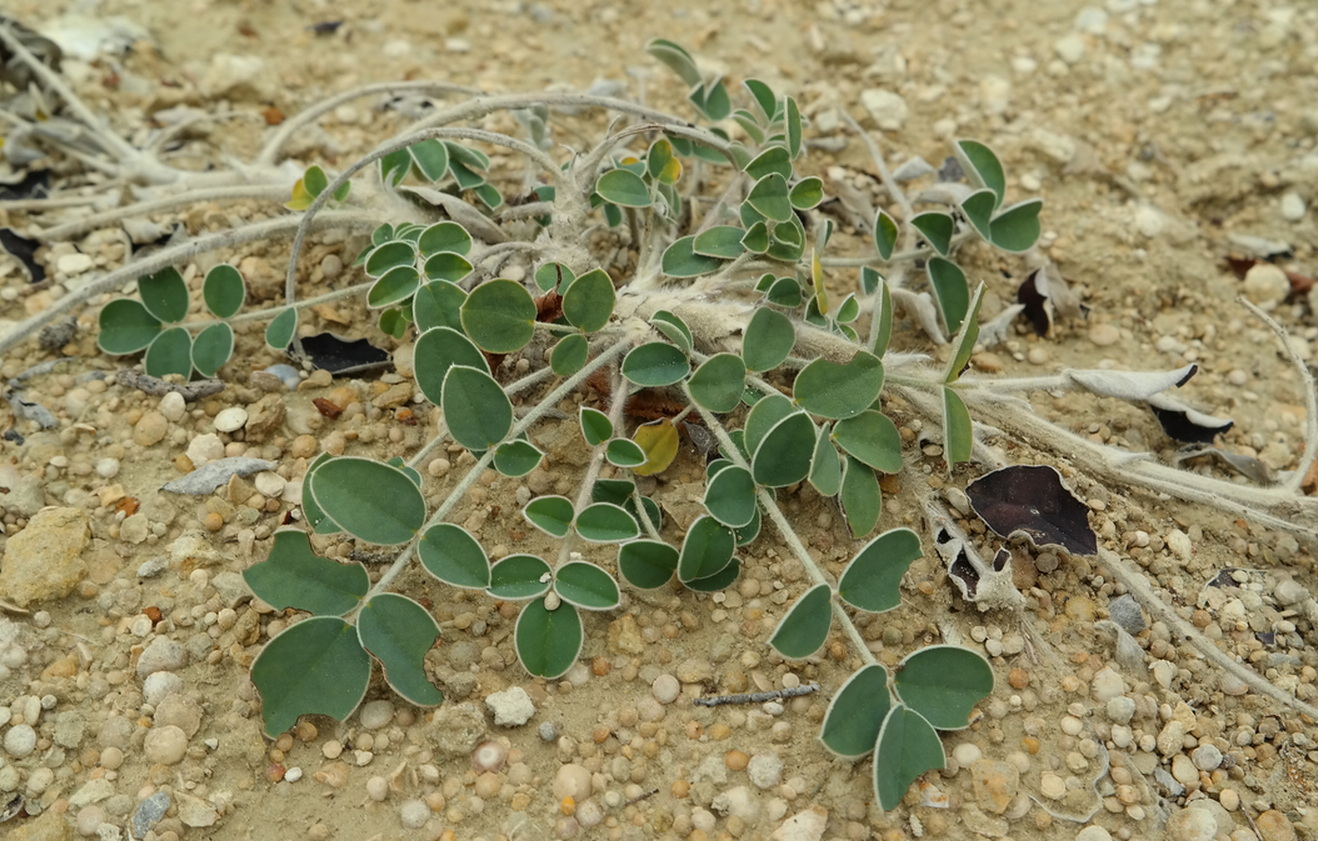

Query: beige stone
(971, 759), (1020, 814)
(0, 507), (90, 607)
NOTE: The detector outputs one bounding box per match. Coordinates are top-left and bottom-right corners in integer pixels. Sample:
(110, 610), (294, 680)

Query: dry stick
(1238, 297), (1318, 496)
(34, 184), (292, 242)
(0, 210), (378, 359)
(693, 684), (821, 707)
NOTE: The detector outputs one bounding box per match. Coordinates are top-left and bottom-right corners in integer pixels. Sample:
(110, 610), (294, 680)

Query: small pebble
(359, 699), (395, 730)
(651, 674), (680, 704)
(4, 723), (37, 758)
(747, 753), (783, 789)
(1191, 743), (1222, 771)
(159, 391), (186, 423)
(725, 750), (749, 771)
(1242, 263), (1290, 308)
(365, 776), (389, 802)
(214, 406), (249, 433)
(399, 799), (430, 829)
(143, 724), (189, 765)
(1088, 323), (1120, 346)
(1280, 191), (1306, 221)
(1076, 826), (1112, 841)
(952, 743), (983, 766)
(553, 763), (592, 800)
(1107, 594), (1146, 634)
(133, 412), (169, 446)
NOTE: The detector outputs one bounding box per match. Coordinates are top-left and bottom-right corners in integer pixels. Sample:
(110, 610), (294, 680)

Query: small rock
(1191, 743), (1222, 771)
(423, 701), (486, 758)
(0, 507), (90, 607)
(711, 785), (757, 821)
(971, 759), (1019, 814)
(860, 89), (908, 130)
(1256, 810), (1297, 841)
(651, 674), (680, 704)
(186, 433), (225, 468)
(1088, 323), (1120, 346)
(119, 513), (150, 545)
(143, 724), (189, 765)
(133, 411), (169, 446)
(6, 808), (74, 841)
(136, 636), (188, 678)
(399, 799), (430, 830)
(159, 391), (186, 423)
(1171, 754), (1198, 785)
(1243, 263), (1291, 308)
(359, 699), (395, 730)
(747, 753), (783, 789)
(1090, 667), (1125, 701)
(1076, 826), (1112, 841)
(1280, 191), (1306, 222)
(154, 694), (204, 737)
(175, 791), (218, 828)
(1166, 528), (1192, 561)
(606, 614), (645, 655)
(1106, 696), (1136, 725)
(675, 658), (714, 684)
(553, 763), (593, 800)
(214, 406), (248, 433)
(1157, 720), (1185, 757)
(486, 686), (535, 726)
(1107, 594), (1147, 634)
(770, 805), (827, 841)
(68, 778), (114, 807)
(4, 723), (37, 757)
(244, 394), (286, 441)
(142, 671), (185, 706)
(57, 252), (94, 275)
(1054, 33), (1087, 64)
(1273, 578), (1309, 607)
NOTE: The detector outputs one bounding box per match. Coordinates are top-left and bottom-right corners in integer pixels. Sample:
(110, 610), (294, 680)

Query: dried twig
(693, 683), (820, 707)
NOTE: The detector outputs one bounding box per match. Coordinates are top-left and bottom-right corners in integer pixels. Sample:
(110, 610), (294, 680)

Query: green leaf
(832, 411), (903, 473)
(144, 328), (193, 379)
(894, 645), (993, 729)
(523, 496), (574, 538)
(265, 308), (297, 350)
(765, 277), (802, 307)
(837, 528), (922, 613)
(422, 251), (473, 283)
(744, 78), (778, 121)
(494, 439), (544, 478)
(409, 139), (450, 182)
(489, 555), (552, 600)
(746, 173), (792, 222)
(418, 221), (474, 256)
(744, 392), (795, 455)
(202, 264), (245, 319)
(742, 307), (795, 372)
(597, 168), (651, 208)
(794, 351), (884, 420)
(685, 556), (742, 592)
(554, 562), (620, 611)
(868, 273), (894, 356)
(98, 298), (161, 354)
(960, 188), (997, 240)
(138, 266), (189, 323)
(662, 235), (725, 278)
(840, 456), (881, 538)
(413, 280), (466, 332)
(309, 456), (426, 545)
(618, 540), (678, 590)
(646, 38), (703, 87)
(941, 386), (973, 469)
(820, 664), (892, 758)
(579, 406), (613, 446)
(927, 257), (969, 334)
(689, 78), (731, 122)
(784, 96), (802, 158)
(741, 221), (769, 254)
(647, 136), (677, 181)
(418, 523), (490, 589)
(945, 283), (986, 384)
(910, 211), (955, 257)
(732, 509), (760, 547)
(650, 310), (693, 354)
(365, 240), (416, 277)
(380, 148), (412, 187)
(515, 598), (583, 679)
(745, 146), (792, 181)
(534, 262), (575, 293)
(989, 198), (1043, 253)
(692, 226), (747, 259)
(751, 412), (816, 488)
(789, 177), (824, 210)
(605, 438), (647, 469)
(562, 268), (615, 333)
(551, 333), (588, 376)
(250, 616), (371, 738)
(622, 342), (690, 387)
(357, 593), (443, 707)
(415, 326), (488, 404)
(808, 423), (842, 497)
(873, 209), (899, 261)
(368, 264), (421, 308)
(191, 322), (234, 378)
(462, 279), (536, 353)
(688, 353), (746, 413)
(576, 502), (639, 542)
(873, 705), (945, 811)
(677, 515), (735, 584)
(769, 583), (833, 659)
(243, 528), (369, 614)
(835, 293), (860, 324)
(299, 454), (340, 535)
(703, 465), (756, 528)
(955, 139), (1006, 208)
(442, 365), (514, 450)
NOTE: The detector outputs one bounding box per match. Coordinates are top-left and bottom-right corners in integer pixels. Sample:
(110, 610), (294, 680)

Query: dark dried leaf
(298, 332), (390, 376)
(0, 169), (49, 200)
(0, 227), (44, 283)
(966, 464), (1097, 556)
(1147, 396), (1233, 444)
(1016, 270), (1050, 336)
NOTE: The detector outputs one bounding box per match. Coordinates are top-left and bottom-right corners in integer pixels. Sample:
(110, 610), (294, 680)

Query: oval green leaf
(955, 139), (1006, 208)
(789, 176), (824, 210)
(250, 616), (371, 738)
(692, 226), (747, 259)
(415, 326), (488, 404)
(596, 168), (651, 208)
(746, 172), (792, 222)
(191, 322), (234, 378)
(927, 257), (969, 335)
(523, 496), (574, 538)
(418, 523), (491, 589)
(910, 211), (955, 257)
(942, 386), (973, 470)
(742, 307), (795, 373)
(820, 664), (892, 758)
(562, 268), (616, 333)
(688, 353), (746, 413)
(808, 423), (842, 498)
(489, 554), (552, 600)
(144, 327), (193, 379)
(873, 208), (898, 261)
(554, 561), (621, 611)
(576, 502), (639, 543)
(837, 527), (922, 613)
(418, 220), (473, 256)
(412, 280), (466, 332)
(618, 540), (678, 590)
(650, 310), (693, 354)
(579, 406), (613, 446)
(442, 364), (513, 451)
(461, 279), (536, 353)
(203, 264), (245, 318)
(960, 188), (997, 240)
(368, 264), (421, 308)
(840, 456), (881, 539)
(422, 251), (473, 283)
(894, 645), (994, 730)
(409, 139), (450, 182)
(494, 439), (544, 478)
(265, 307), (297, 350)
(745, 145), (791, 180)
(243, 528), (369, 615)
(703, 465), (756, 528)
(945, 283), (986, 384)
(98, 298), (162, 354)
(989, 198), (1043, 253)
(661, 235), (724, 278)
(551, 333), (588, 376)
(743, 392), (795, 455)
(678, 515), (735, 584)
(769, 583), (833, 659)
(138, 266), (189, 323)
(622, 342), (690, 387)
(873, 705), (946, 811)
(515, 597), (583, 679)
(794, 351), (884, 420)
(752, 412), (816, 488)
(605, 439), (647, 469)
(364, 240), (416, 278)
(357, 593), (444, 706)
(309, 456), (426, 545)
(832, 410), (903, 474)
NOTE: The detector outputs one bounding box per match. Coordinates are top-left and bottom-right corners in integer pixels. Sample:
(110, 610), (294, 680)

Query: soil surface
(2, 1), (1318, 841)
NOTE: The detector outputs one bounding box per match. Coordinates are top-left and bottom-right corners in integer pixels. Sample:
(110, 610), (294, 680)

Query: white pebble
(952, 743), (983, 766)
(1280, 191), (1307, 221)
(185, 433), (225, 467)
(143, 671), (185, 706)
(284, 766), (303, 782)
(57, 253), (94, 275)
(747, 753), (783, 789)
(159, 391), (186, 423)
(399, 799), (430, 829)
(1191, 743), (1222, 771)
(143, 724), (188, 765)
(95, 457), (121, 479)
(4, 724), (36, 758)
(214, 407), (249, 433)
(1055, 33), (1087, 64)
(365, 775), (389, 801)
(1242, 263), (1290, 308)
(486, 686), (536, 726)
(651, 674), (680, 704)
(860, 89), (908, 130)
(359, 699), (395, 730)
(1076, 825), (1112, 841)
(253, 472), (286, 498)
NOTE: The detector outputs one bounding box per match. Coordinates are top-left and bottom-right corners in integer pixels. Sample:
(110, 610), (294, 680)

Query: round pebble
(725, 750), (749, 771)
(142, 671), (184, 706)
(651, 674), (680, 704)
(365, 776), (389, 802)
(399, 799), (430, 829)
(4, 723), (37, 758)
(214, 406), (249, 433)
(143, 724), (188, 765)
(747, 753), (783, 789)
(553, 763), (592, 800)
(1076, 826), (1112, 841)
(1167, 806), (1216, 841)
(133, 412), (169, 446)
(952, 743), (983, 766)
(1242, 263), (1290, 308)
(1191, 743), (1222, 772)
(95, 457), (121, 479)
(159, 391), (186, 423)
(359, 699), (395, 730)
(1088, 323), (1120, 346)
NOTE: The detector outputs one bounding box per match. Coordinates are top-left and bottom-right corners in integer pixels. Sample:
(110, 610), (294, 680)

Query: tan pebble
(1242, 263), (1290, 308)
(159, 391), (186, 422)
(1008, 667), (1030, 689)
(289, 434), (319, 459)
(313, 760), (350, 787)
(214, 407), (248, 433)
(1255, 810), (1296, 841)
(143, 724), (188, 765)
(322, 740), (343, 759)
(202, 512), (224, 532)
(1171, 754), (1198, 785)
(1218, 788), (1239, 811)
(133, 412), (169, 446)
(725, 750), (749, 771)
(971, 352), (1003, 373)
(970, 759), (1019, 815)
(1027, 347), (1049, 365)
(99, 746), (124, 770)
(1039, 772), (1066, 800)
(1156, 721), (1185, 757)
(1088, 323), (1120, 346)
(709, 723), (731, 741)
